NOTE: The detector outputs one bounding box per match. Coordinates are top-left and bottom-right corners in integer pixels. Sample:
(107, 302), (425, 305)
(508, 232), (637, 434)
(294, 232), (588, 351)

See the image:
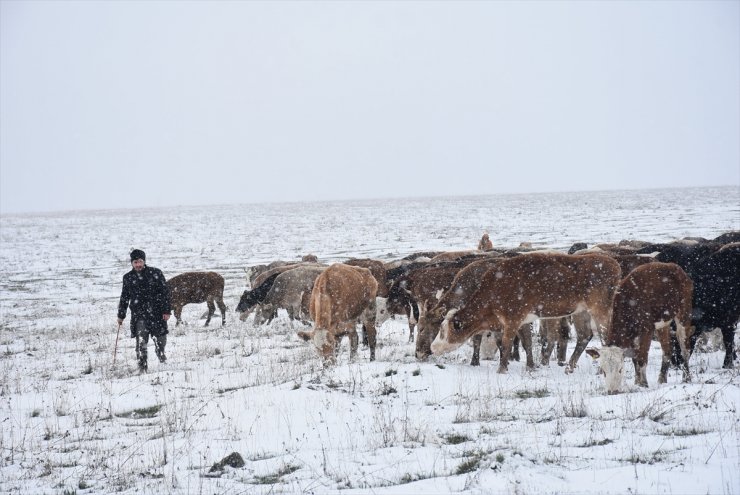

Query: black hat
(130, 249), (146, 262)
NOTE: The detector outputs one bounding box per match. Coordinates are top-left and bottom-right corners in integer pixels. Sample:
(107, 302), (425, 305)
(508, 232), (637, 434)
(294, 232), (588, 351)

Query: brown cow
(416, 257), (535, 367)
(297, 263), (379, 363)
(167, 272), (227, 326)
(431, 253), (621, 374)
(585, 262), (693, 393)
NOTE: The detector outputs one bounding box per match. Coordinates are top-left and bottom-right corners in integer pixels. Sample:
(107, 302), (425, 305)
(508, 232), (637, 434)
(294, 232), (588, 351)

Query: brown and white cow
(585, 262), (693, 393)
(297, 263), (380, 363)
(431, 252), (621, 374)
(415, 257), (525, 366)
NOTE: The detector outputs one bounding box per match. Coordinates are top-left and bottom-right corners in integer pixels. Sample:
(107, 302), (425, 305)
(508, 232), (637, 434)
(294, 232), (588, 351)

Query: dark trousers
(135, 321), (167, 370)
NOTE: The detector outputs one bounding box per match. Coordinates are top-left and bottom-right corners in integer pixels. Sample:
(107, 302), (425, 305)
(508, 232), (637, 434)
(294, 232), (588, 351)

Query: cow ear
(585, 348), (600, 359)
(296, 331), (313, 342)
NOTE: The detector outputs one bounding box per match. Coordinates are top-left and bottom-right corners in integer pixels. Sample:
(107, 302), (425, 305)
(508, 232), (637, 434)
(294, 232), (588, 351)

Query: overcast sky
(1, 1), (738, 214)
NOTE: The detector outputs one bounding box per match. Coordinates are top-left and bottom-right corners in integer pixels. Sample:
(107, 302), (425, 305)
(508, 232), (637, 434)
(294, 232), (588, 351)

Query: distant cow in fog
(586, 262), (693, 394)
(168, 272), (227, 326)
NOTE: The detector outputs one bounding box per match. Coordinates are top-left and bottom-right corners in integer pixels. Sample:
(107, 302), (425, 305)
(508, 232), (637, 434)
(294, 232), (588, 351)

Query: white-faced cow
(297, 263), (381, 363)
(416, 257), (536, 367)
(167, 272), (227, 326)
(431, 253), (621, 374)
(585, 262), (694, 394)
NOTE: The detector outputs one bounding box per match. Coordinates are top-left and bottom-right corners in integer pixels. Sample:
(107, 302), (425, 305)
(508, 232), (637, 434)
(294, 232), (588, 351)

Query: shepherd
(117, 249), (172, 373)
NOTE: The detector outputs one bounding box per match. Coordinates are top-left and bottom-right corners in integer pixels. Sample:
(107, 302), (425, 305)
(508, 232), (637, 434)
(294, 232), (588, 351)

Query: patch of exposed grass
(444, 433), (470, 445)
(515, 387), (549, 399)
(253, 463), (300, 484)
(578, 438), (614, 448)
(456, 457), (480, 475)
(116, 405), (161, 419)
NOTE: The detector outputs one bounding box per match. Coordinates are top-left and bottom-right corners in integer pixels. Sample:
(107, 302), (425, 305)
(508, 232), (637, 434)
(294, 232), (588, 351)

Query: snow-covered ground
(1, 186), (738, 494)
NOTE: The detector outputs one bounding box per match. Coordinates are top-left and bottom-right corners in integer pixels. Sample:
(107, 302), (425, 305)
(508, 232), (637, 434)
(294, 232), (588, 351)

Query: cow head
(297, 328), (337, 363)
(416, 301), (445, 360)
(430, 308), (462, 355)
(375, 297), (390, 326)
(585, 346), (626, 394)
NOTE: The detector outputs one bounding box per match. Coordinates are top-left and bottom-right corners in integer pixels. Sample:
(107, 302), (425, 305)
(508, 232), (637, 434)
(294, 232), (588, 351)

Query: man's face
(132, 259), (145, 271)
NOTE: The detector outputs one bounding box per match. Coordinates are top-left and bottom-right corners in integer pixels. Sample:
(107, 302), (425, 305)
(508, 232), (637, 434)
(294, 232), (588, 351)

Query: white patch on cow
(431, 308), (460, 355)
(408, 302), (417, 325)
(537, 304), (543, 311)
(495, 271), (503, 279)
(597, 346), (626, 394)
(522, 313), (538, 324)
(375, 297), (390, 326)
(435, 289), (444, 300)
(653, 319), (670, 330)
(629, 299), (637, 307)
(661, 277), (669, 283)
(313, 328), (330, 349)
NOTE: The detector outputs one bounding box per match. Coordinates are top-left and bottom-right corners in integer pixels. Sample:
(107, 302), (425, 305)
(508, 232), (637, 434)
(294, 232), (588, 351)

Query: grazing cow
(238, 262), (325, 320)
(635, 241), (739, 368)
(585, 262), (694, 393)
(236, 271), (282, 321)
(388, 258), (482, 342)
(252, 265), (327, 326)
(167, 272), (227, 326)
(431, 253), (621, 374)
(297, 263), (381, 362)
(416, 256), (537, 367)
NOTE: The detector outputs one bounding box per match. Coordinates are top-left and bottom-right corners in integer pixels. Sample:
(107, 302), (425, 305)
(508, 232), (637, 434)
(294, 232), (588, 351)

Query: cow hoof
(564, 365), (574, 375)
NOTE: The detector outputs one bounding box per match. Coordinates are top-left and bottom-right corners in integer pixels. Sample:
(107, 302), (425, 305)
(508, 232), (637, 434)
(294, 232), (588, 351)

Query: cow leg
(635, 331), (652, 387)
(470, 334), (482, 366)
(497, 328), (515, 374)
(657, 325), (672, 384)
(540, 319), (556, 366)
(217, 297), (227, 326)
(173, 305), (183, 326)
(556, 317), (570, 366)
(204, 299), (215, 326)
(511, 335), (521, 362)
(364, 319), (377, 362)
(518, 323), (535, 369)
(407, 302), (418, 343)
(348, 326), (359, 361)
(721, 325), (736, 369)
(566, 313), (594, 374)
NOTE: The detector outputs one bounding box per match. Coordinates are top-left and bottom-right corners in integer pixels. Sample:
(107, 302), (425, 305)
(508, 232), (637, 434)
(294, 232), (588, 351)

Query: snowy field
(0, 186), (739, 495)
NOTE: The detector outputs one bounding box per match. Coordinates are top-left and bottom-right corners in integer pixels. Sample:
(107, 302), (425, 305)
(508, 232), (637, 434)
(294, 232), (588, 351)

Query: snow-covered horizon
(0, 186), (738, 494)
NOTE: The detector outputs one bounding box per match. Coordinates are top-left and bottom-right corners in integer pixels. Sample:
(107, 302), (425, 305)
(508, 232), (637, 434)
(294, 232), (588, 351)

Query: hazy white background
(1, 0), (739, 214)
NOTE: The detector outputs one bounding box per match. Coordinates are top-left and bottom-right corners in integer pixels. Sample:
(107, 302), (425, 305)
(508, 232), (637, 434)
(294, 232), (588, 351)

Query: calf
(585, 262), (693, 393)
(167, 272), (227, 326)
(297, 263), (380, 362)
(431, 253), (621, 374)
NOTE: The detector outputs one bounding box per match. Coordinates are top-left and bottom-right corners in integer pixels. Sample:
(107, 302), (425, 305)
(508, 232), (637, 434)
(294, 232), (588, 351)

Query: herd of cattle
(165, 231), (739, 394)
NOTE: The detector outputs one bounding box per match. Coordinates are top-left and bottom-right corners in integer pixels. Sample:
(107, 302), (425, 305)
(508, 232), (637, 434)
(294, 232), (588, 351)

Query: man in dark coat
(117, 249), (171, 372)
